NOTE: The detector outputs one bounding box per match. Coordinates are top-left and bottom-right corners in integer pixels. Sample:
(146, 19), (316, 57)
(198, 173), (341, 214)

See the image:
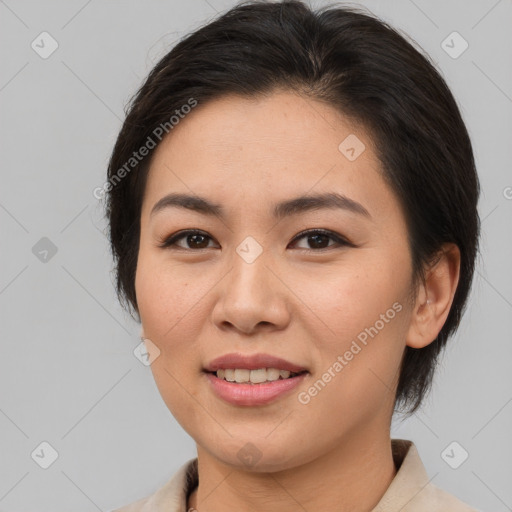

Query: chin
(202, 436), (314, 473)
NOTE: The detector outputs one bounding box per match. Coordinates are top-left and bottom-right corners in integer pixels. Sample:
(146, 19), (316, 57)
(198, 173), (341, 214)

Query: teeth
(214, 367), (301, 383)
(267, 368), (280, 381)
(249, 368), (267, 383)
(234, 369), (250, 383)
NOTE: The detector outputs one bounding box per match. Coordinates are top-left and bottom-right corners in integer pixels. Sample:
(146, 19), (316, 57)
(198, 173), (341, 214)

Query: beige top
(112, 439), (479, 512)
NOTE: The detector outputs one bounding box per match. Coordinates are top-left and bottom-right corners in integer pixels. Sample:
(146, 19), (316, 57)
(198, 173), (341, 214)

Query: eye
(288, 229), (353, 251)
(157, 229), (218, 250)
(158, 228), (354, 251)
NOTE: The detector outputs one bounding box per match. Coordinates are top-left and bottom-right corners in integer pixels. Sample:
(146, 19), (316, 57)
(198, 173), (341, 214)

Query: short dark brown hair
(104, 0), (480, 415)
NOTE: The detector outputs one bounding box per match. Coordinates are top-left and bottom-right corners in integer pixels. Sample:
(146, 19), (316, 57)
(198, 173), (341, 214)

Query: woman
(105, 1), (481, 510)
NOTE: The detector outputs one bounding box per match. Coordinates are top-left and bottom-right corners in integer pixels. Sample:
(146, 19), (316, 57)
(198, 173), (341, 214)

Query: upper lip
(204, 353), (308, 373)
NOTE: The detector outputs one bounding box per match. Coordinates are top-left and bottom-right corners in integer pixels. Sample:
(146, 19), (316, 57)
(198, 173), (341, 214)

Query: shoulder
(373, 439), (481, 512)
(109, 495), (149, 512)
(412, 480), (481, 511)
(109, 458), (198, 512)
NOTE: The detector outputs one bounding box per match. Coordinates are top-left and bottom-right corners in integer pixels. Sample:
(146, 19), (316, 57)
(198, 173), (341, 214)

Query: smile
(214, 367), (305, 384)
(205, 370), (308, 406)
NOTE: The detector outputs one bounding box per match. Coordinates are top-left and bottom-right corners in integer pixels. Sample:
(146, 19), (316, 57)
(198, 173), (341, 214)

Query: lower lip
(205, 372), (308, 406)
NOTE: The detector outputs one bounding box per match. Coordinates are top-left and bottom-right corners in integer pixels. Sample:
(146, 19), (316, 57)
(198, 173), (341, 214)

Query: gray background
(1, 0), (511, 511)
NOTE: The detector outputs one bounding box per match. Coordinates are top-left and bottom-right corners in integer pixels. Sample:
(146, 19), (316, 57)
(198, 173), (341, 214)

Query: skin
(135, 90), (460, 512)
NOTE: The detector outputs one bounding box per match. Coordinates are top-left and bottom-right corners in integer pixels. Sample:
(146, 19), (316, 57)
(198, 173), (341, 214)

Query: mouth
(205, 367), (308, 384)
(203, 353), (309, 405)
(204, 369), (309, 406)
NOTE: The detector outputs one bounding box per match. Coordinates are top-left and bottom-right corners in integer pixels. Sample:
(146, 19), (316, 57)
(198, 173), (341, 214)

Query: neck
(187, 430), (397, 512)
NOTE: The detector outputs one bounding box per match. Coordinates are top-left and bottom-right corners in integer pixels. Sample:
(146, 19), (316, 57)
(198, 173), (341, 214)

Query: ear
(406, 243), (461, 349)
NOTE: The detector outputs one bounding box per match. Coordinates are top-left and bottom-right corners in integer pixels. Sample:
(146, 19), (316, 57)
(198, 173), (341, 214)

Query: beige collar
(115, 439), (478, 512)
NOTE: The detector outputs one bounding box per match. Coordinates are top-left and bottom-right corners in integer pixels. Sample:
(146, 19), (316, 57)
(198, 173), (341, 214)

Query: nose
(211, 249), (291, 335)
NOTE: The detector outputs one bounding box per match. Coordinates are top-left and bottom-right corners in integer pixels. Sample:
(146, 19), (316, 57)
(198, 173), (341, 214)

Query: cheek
(136, 253), (202, 341)
(302, 259), (408, 344)
(300, 256), (410, 400)
(135, 256), (206, 424)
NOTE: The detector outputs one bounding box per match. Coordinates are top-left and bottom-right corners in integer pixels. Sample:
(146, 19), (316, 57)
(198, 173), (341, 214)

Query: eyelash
(157, 228), (354, 252)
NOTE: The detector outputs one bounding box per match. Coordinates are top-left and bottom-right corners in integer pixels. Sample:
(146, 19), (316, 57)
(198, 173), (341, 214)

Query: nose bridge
(228, 236), (272, 301)
(212, 237), (290, 333)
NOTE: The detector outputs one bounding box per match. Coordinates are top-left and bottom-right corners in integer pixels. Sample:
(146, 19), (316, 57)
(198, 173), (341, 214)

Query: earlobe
(406, 243), (461, 349)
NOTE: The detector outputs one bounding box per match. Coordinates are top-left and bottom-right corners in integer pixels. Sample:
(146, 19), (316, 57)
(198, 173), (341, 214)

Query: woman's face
(135, 90), (416, 471)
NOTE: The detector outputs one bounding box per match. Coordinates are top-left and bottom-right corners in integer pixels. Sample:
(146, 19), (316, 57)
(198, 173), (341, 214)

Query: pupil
(310, 234), (328, 248)
(190, 234), (208, 248)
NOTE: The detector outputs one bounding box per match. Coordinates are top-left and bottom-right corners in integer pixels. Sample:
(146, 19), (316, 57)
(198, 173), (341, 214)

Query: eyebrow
(150, 192), (371, 220)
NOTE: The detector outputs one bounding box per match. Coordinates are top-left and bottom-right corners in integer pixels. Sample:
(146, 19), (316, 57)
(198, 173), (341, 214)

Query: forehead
(142, 90), (398, 223)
